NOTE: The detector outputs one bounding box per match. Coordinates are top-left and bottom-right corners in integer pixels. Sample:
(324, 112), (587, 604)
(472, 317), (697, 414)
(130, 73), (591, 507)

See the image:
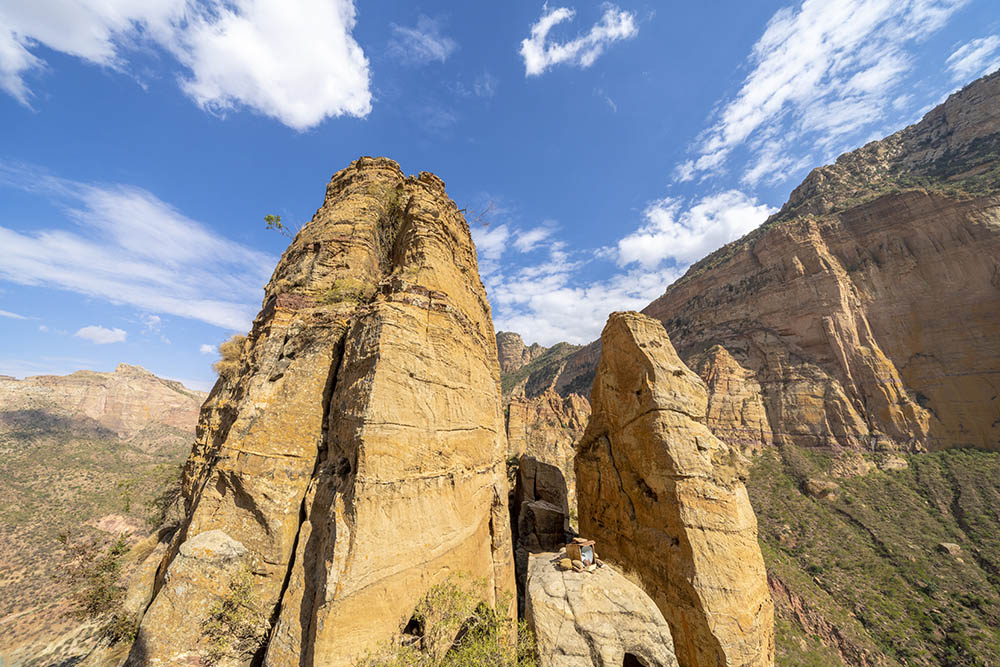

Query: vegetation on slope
(748, 446), (1000, 666)
(0, 410), (189, 664)
(500, 342), (582, 398)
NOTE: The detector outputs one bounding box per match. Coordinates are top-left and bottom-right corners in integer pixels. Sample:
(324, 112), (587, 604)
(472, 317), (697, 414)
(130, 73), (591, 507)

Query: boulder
(526, 552), (678, 667)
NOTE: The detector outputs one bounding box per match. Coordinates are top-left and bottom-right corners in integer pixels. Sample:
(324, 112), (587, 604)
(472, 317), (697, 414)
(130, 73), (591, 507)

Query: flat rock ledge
(525, 551), (678, 667)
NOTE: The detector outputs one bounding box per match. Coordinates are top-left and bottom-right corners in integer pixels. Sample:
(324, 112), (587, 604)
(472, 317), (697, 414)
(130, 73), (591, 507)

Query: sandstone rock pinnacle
(125, 157), (515, 665)
(576, 311), (774, 667)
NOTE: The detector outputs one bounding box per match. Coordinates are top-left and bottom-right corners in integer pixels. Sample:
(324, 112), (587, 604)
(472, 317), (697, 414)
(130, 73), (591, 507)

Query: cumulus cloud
(947, 35), (1000, 82)
(475, 191), (770, 346)
(520, 4), (638, 76)
(0, 0), (371, 130)
(75, 325), (127, 344)
(678, 0), (968, 185)
(617, 191), (775, 269)
(388, 15), (457, 65)
(0, 162), (274, 331)
(199, 343), (217, 354)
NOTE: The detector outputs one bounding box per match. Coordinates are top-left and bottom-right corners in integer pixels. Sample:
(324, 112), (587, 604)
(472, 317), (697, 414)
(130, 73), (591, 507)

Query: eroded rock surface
(525, 552), (678, 667)
(538, 72), (1000, 456)
(0, 364), (205, 441)
(577, 312), (774, 667)
(126, 157), (514, 666)
(497, 331), (546, 374)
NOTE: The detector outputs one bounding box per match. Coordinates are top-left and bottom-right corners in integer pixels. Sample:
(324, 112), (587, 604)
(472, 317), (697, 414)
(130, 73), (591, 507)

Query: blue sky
(1, 0), (998, 391)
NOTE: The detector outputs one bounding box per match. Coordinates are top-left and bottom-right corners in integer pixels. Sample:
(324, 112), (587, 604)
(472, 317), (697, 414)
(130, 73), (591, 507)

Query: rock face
(530, 72), (1000, 456)
(576, 312), (774, 667)
(0, 364), (205, 441)
(507, 389), (590, 514)
(643, 72), (1000, 454)
(497, 331), (546, 374)
(526, 552), (678, 667)
(688, 346), (772, 456)
(126, 157), (514, 666)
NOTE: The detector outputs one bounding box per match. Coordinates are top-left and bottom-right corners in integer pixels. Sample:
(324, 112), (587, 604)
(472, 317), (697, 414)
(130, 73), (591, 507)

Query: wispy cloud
(618, 191), (775, 269)
(520, 4), (638, 77)
(475, 191), (771, 345)
(0, 162), (274, 331)
(676, 0), (968, 186)
(0, 309), (27, 320)
(388, 15), (457, 65)
(75, 325), (127, 344)
(0, 0), (371, 130)
(947, 35), (1000, 82)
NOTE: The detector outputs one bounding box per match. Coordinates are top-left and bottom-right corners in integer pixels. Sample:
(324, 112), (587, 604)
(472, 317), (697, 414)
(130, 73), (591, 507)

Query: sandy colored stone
(688, 345), (772, 456)
(507, 389), (590, 516)
(0, 364), (204, 441)
(496, 331), (546, 374)
(526, 552), (678, 667)
(126, 158), (514, 666)
(577, 312), (774, 667)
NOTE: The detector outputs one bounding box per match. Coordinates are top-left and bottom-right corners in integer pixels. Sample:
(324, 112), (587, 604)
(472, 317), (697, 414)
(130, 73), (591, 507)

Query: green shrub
(358, 575), (537, 667)
(322, 278), (378, 305)
(203, 565), (269, 664)
(60, 532), (139, 643)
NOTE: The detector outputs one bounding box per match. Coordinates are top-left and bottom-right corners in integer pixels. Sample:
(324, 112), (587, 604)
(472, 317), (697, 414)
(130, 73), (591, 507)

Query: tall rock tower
(576, 312), (774, 667)
(126, 157), (515, 666)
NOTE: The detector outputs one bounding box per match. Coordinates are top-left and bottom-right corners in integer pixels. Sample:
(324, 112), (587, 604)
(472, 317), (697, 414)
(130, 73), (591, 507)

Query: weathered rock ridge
(0, 364), (205, 442)
(526, 552), (679, 667)
(577, 312), (774, 667)
(539, 71), (1000, 455)
(125, 157), (514, 666)
(497, 331), (547, 375)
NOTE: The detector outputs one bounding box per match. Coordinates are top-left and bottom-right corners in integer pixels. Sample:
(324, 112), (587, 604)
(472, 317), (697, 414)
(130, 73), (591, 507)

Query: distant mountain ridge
(0, 364), (203, 666)
(0, 363), (205, 442)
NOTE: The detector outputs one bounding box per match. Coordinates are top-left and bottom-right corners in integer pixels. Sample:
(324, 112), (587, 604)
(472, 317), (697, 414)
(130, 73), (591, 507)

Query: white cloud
(75, 325), (127, 344)
(0, 0), (371, 130)
(617, 191), (775, 269)
(0, 308), (27, 320)
(471, 224), (510, 276)
(39, 324), (49, 332)
(477, 191), (771, 346)
(513, 224), (555, 253)
(0, 162), (274, 331)
(388, 15), (457, 65)
(520, 4), (638, 76)
(474, 72), (498, 98)
(946, 35), (1000, 82)
(199, 343), (217, 354)
(680, 0), (968, 185)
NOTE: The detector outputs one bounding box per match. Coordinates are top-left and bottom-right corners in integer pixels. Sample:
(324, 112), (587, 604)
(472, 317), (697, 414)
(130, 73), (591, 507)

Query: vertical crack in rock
(124, 157), (515, 666)
(577, 311), (774, 667)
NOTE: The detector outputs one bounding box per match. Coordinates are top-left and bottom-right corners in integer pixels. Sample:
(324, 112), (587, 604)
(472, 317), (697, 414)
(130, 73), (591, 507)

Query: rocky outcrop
(537, 72), (1000, 456)
(0, 364), (205, 441)
(688, 346), (772, 456)
(577, 312), (774, 667)
(497, 331), (546, 374)
(507, 389), (590, 513)
(526, 552), (678, 667)
(126, 157), (514, 666)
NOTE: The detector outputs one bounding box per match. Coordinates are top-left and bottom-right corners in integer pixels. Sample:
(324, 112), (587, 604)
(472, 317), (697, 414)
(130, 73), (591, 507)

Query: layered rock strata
(126, 157), (514, 666)
(525, 552), (678, 667)
(545, 71), (1000, 455)
(576, 312), (774, 667)
(497, 331), (546, 374)
(0, 364), (204, 440)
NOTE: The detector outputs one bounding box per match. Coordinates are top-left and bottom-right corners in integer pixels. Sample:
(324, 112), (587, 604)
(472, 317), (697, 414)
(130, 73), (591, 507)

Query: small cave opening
(623, 652), (646, 667)
(402, 613), (424, 647)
